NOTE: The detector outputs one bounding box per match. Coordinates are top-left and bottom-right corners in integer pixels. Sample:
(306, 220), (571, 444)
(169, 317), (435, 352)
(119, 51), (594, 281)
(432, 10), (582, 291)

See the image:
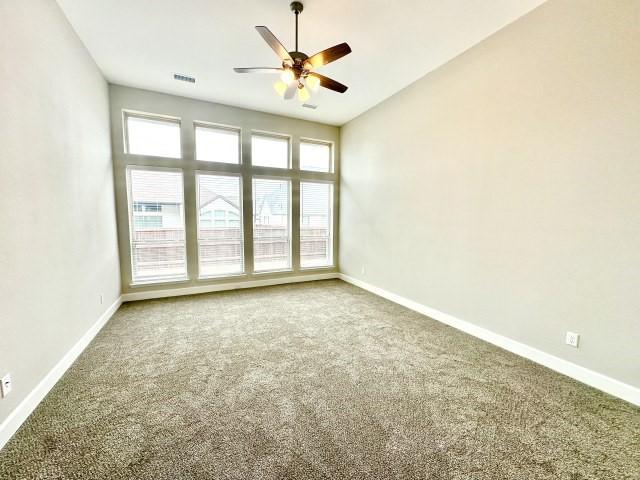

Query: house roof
(130, 169), (182, 204)
(199, 189), (240, 211)
(255, 185), (288, 216)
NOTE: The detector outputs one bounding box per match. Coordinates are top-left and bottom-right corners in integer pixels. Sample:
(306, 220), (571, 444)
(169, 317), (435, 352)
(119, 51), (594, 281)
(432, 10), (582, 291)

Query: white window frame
(300, 179), (335, 269)
(194, 121), (242, 164)
(195, 170), (245, 279)
(252, 175), (293, 273)
(299, 138), (334, 173)
(251, 131), (292, 169)
(126, 165), (188, 285)
(123, 110), (182, 159)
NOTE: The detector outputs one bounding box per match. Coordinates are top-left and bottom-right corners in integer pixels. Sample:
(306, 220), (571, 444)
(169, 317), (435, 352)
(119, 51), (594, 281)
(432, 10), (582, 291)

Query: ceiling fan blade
(306, 43), (352, 69)
(233, 67), (283, 73)
(255, 26), (292, 62)
(284, 82), (298, 100)
(308, 73), (348, 93)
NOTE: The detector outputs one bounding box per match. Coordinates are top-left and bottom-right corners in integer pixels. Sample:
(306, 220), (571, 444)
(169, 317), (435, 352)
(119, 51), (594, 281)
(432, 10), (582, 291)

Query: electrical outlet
(100, 293), (104, 305)
(1, 373), (12, 398)
(565, 331), (580, 348)
(361, 266), (366, 275)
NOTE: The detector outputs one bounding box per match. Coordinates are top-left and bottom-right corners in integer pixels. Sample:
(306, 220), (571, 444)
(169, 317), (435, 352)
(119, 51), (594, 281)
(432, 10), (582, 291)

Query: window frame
(195, 170), (245, 280)
(126, 165), (188, 285)
(123, 110), (182, 159)
(250, 130), (292, 170)
(299, 138), (334, 173)
(299, 179), (335, 270)
(115, 102), (338, 289)
(194, 121), (242, 165)
(251, 175), (293, 274)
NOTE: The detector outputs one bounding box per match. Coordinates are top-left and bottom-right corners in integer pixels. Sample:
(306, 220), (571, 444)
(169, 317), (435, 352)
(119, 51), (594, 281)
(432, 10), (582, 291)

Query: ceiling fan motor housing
(290, 2), (303, 14)
(284, 52), (311, 86)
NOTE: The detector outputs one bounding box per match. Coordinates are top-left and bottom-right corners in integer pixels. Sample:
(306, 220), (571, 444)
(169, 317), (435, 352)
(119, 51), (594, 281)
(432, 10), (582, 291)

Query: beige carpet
(0, 279), (638, 479)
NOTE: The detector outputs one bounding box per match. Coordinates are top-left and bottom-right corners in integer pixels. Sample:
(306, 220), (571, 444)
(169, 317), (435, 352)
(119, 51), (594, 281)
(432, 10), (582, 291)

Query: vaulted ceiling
(57, 0), (546, 125)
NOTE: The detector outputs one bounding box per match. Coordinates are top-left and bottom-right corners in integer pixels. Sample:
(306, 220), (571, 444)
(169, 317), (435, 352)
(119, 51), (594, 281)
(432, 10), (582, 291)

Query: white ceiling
(57, 0), (546, 126)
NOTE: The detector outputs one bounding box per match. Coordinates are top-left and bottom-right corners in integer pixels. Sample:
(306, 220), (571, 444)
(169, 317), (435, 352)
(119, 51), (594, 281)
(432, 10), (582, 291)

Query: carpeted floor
(0, 280), (638, 479)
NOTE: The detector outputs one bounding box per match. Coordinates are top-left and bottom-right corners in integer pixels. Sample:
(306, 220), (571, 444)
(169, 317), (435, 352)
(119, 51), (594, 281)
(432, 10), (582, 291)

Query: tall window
(195, 124), (240, 164)
(196, 173), (244, 277)
(252, 133), (290, 168)
(125, 113), (181, 158)
(120, 108), (337, 286)
(253, 178), (291, 272)
(127, 167), (186, 283)
(300, 182), (334, 268)
(300, 140), (332, 173)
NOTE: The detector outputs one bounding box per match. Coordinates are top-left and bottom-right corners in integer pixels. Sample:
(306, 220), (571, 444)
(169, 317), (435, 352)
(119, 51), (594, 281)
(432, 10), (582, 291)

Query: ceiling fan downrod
(291, 1), (303, 53)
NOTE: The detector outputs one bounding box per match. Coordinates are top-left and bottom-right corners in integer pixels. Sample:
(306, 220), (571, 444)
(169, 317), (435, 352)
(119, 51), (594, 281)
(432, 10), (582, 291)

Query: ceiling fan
(233, 1), (351, 103)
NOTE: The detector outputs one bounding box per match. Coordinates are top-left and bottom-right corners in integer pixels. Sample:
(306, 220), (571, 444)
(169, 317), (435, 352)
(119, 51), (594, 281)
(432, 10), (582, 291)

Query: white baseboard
(0, 296), (122, 451)
(121, 272), (340, 302)
(3, 272), (635, 455)
(0, 274), (339, 451)
(339, 274), (640, 406)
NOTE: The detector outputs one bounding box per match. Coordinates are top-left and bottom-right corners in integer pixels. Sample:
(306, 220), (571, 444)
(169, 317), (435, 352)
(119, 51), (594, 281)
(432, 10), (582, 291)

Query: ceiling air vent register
(174, 73), (196, 83)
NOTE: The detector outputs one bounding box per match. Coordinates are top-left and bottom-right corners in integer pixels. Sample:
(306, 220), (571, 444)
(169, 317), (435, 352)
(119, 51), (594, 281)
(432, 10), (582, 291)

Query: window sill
(130, 277), (189, 287)
(198, 273), (246, 281)
(300, 265), (335, 271)
(252, 268), (294, 275)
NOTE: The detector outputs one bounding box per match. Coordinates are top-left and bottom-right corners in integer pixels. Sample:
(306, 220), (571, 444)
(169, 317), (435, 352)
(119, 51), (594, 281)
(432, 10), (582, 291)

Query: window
(300, 140), (332, 172)
(127, 168), (186, 284)
(253, 178), (291, 272)
(125, 113), (181, 158)
(195, 124), (240, 164)
(251, 133), (289, 168)
(197, 173), (244, 278)
(300, 182), (333, 268)
(134, 216), (162, 229)
(133, 202), (162, 213)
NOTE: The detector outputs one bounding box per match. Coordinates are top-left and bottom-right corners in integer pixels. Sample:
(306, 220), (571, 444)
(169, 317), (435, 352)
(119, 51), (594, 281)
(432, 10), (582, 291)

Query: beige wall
(340, 0), (640, 387)
(0, 1), (121, 425)
(109, 85), (340, 295)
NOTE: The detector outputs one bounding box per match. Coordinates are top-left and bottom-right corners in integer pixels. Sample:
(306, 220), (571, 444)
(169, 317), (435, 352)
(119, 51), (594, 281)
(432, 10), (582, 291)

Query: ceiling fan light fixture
(281, 68), (295, 84)
(305, 75), (320, 91)
(297, 85), (311, 102)
(274, 80), (288, 96)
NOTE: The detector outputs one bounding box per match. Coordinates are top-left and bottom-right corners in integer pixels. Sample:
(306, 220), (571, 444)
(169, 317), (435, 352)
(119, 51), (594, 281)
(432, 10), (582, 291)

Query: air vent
(173, 73), (196, 83)
(302, 103), (317, 109)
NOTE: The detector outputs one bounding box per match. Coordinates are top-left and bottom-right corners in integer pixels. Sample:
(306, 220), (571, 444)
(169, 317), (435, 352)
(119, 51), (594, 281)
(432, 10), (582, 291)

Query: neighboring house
(254, 185), (287, 227)
(198, 191), (241, 228)
(130, 178), (328, 269)
(133, 202), (181, 229)
(131, 184), (242, 230)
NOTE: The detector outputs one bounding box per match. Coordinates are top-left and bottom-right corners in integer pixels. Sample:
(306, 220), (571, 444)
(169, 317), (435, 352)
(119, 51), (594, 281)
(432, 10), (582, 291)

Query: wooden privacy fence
(132, 226), (330, 274)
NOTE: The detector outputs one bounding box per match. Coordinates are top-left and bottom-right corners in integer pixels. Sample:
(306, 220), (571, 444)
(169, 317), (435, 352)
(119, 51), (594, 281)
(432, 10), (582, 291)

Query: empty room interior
(1, 0), (639, 478)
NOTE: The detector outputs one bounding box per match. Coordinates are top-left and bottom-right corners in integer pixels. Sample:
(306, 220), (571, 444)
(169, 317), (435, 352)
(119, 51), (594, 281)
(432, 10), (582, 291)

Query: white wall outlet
(1, 373), (12, 398)
(100, 293), (104, 305)
(361, 266), (366, 275)
(565, 331), (580, 348)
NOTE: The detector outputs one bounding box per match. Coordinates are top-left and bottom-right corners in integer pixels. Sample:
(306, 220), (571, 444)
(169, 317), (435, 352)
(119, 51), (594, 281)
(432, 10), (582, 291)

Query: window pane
(300, 141), (331, 172)
(195, 125), (240, 164)
(252, 134), (289, 168)
(301, 182), (333, 268)
(253, 178), (290, 271)
(128, 168), (186, 283)
(126, 115), (181, 158)
(197, 174), (244, 277)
